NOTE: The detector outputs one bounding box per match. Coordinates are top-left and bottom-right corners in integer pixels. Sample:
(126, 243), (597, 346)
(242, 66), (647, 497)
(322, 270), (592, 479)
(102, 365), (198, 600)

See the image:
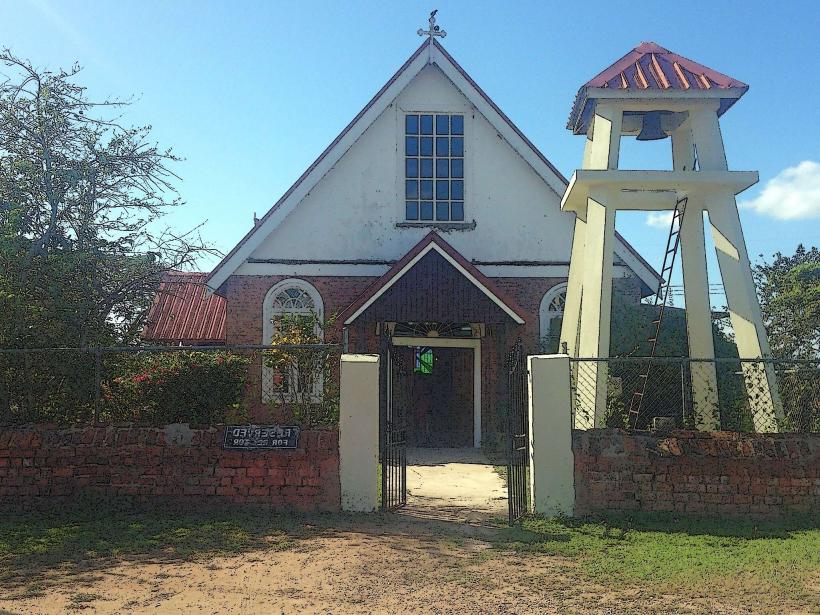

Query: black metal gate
(505, 338), (529, 523)
(380, 334), (409, 510)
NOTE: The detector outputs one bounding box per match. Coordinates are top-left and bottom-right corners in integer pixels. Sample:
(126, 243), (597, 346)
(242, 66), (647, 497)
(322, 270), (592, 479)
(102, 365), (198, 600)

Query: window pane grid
(405, 113), (464, 222)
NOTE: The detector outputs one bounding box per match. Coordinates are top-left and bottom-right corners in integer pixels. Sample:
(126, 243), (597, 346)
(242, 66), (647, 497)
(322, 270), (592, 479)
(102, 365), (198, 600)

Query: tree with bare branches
(0, 49), (217, 347)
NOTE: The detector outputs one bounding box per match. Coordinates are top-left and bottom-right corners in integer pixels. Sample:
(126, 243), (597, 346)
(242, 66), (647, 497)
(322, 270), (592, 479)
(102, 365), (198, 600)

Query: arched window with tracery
(262, 279), (324, 402)
(539, 283), (567, 353)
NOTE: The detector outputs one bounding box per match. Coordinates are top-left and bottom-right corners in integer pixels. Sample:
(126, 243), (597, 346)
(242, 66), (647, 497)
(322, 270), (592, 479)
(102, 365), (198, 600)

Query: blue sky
(2, 0), (819, 307)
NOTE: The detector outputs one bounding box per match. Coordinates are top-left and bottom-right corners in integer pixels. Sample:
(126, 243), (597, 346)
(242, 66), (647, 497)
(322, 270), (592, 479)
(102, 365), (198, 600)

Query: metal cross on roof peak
(417, 9), (446, 40)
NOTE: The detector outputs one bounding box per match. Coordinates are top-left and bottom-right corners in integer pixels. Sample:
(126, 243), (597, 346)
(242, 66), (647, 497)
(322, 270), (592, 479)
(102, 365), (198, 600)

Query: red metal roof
(142, 272), (226, 344)
(568, 42), (749, 134)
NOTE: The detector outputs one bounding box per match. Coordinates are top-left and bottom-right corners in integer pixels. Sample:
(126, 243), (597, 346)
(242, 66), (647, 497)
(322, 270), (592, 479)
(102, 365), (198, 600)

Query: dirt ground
(4, 511), (812, 615)
(3, 455), (815, 614)
(405, 447), (508, 519)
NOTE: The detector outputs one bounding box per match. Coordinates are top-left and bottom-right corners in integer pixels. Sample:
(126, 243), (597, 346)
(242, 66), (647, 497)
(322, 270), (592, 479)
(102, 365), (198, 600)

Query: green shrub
(263, 312), (340, 428)
(102, 351), (250, 424)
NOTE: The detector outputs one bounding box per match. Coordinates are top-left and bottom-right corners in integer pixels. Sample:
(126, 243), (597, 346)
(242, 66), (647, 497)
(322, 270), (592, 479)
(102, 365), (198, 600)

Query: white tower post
(560, 42), (783, 432)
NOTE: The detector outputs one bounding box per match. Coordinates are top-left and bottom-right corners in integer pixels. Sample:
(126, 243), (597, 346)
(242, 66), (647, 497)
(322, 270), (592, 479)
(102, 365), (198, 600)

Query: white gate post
(528, 354), (575, 516)
(339, 354), (380, 512)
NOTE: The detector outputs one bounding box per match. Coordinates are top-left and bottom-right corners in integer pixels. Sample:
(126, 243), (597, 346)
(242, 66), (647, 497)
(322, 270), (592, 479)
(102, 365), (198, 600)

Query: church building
(144, 32), (663, 448)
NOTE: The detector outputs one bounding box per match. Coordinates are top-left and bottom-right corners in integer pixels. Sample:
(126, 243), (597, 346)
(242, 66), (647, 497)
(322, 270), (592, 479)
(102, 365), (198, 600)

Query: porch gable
(340, 232), (526, 325)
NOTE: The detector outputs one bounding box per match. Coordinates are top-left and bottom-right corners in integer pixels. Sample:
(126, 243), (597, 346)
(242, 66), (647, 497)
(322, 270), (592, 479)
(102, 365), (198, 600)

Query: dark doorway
(406, 346), (473, 448)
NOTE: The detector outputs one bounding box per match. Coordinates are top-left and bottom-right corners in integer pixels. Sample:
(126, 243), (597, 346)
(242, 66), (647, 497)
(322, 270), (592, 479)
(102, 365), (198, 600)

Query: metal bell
(636, 111), (669, 141)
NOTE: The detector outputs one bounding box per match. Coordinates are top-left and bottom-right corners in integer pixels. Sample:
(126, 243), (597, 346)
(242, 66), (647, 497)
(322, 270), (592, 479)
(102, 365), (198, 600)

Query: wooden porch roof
(339, 232), (527, 326)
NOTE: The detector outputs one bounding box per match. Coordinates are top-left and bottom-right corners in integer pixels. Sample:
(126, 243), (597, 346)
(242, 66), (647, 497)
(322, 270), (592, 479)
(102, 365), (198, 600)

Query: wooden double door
(405, 346), (474, 448)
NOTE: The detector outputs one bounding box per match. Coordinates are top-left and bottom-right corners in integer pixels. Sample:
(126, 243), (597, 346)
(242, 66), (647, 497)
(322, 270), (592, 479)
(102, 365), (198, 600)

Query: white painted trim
(394, 104), (475, 224)
(478, 264), (568, 277)
(236, 263), (391, 277)
(588, 87), (747, 101)
(391, 336), (482, 448)
(232, 261), (638, 279)
(342, 242), (525, 325)
(261, 278), (325, 343)
(479, 263), (634, 278)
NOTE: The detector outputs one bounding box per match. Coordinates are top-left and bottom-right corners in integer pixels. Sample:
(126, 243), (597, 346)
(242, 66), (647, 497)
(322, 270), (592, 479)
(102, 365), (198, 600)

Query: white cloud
(741, 160), (820, 220)
(646, 211), (673, 229)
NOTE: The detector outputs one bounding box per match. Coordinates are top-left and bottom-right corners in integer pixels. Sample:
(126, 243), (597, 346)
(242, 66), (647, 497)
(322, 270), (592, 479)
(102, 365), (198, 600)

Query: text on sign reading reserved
(222, 425), (300, 450)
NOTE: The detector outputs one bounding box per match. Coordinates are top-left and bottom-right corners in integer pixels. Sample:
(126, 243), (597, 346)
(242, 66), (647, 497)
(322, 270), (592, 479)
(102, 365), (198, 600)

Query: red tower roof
(568, 42), (749, 134)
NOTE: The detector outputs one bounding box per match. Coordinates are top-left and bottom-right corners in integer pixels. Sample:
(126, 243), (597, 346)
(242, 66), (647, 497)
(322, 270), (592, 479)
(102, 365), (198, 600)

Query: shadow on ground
(0, 501), (516, 597)
(0, 500), (816, 603)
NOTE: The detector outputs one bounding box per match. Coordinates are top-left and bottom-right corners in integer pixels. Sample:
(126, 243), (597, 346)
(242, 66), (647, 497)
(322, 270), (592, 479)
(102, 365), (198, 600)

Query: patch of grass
(377, 462), (382, 506)
(66, 592), (104, 610)
(497, 512), (820, 607)
(19, 583), (46, 599)
(0, 502), (302, 590)
(69, 592), (102, 604)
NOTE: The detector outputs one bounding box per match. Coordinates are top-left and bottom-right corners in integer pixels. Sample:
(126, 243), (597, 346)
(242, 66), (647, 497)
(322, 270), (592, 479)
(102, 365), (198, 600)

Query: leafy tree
(263, 312), (339, 427)
(754, 245), (820, 359)
(753, 245), (820, 432)
(0, 49), (216, 348)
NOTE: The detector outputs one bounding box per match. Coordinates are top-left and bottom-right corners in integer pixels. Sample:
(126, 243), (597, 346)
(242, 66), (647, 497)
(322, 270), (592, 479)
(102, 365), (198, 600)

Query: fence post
(680, 360), (689, 429)
(93, 349), (102, 424)
(339, 353), (380, 512)
(528, 354), (575, 516)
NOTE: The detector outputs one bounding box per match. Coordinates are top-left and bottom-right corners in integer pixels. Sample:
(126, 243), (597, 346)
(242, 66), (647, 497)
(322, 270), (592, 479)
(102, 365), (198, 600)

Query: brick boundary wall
(573, 429), (820, 517)
(0, 425), (340, 512)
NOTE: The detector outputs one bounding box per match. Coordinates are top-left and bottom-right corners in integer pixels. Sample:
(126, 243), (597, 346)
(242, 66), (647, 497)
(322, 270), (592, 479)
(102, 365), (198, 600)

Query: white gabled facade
(207, 39), (659, 291)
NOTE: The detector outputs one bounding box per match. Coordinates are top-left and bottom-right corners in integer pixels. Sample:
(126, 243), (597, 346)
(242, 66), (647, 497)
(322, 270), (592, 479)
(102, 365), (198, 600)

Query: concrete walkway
(403, 448), (508, 523)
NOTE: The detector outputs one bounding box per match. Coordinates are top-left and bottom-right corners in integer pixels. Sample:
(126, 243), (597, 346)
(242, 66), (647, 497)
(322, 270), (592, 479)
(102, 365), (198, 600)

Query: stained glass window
(414, 347), (434, 374)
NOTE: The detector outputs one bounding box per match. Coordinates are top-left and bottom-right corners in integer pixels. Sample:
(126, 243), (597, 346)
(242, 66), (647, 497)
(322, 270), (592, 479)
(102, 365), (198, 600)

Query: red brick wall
(220, 273), (568, 348)
(493, 276), (564, 353)
(220, 274), (566, 435)
(574, 429), (820, 517)
(0, 425), (340, 512)
(220, 275), (377, 345)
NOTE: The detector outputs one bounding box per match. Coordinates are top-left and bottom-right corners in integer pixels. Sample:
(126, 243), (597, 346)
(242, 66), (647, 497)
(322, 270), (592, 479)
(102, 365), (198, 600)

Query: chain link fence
(0, 344), (340, 427)
(571, 357), (819, 433)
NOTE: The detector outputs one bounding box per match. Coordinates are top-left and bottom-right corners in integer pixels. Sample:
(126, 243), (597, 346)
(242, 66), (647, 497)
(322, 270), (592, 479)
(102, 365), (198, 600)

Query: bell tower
(560, 42), (783, 432)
